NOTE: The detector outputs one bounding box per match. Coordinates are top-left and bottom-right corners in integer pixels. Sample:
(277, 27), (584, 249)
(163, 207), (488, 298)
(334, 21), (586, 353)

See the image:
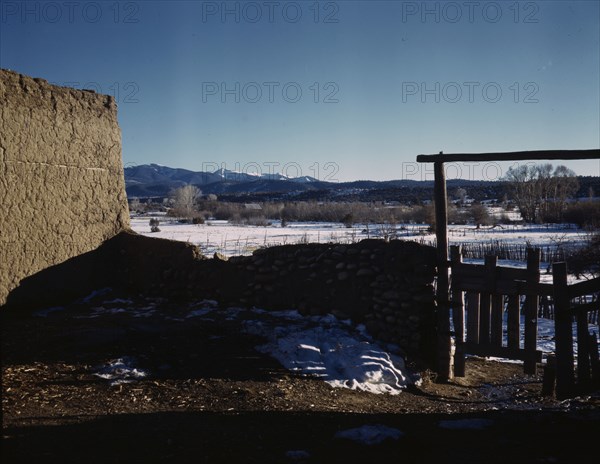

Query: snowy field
(130, 215), (589, 261)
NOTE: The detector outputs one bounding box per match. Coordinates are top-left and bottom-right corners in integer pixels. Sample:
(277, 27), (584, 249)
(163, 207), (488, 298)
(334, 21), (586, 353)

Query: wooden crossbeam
(417, 149), (600, 163)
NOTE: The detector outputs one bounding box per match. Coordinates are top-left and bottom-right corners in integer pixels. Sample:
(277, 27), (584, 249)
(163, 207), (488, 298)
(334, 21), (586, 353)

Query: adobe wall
(0, 69), (130, 305)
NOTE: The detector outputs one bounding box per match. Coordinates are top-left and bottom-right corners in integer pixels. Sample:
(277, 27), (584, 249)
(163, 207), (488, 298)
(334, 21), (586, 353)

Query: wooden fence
(538, 294), (599, 324)
(545, 263), (600, 398)
(450, 246), (547, 376)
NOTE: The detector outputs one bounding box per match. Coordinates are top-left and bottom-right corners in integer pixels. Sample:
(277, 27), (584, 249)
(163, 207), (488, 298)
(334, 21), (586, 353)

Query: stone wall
(110, 233), (437, 361)
(0, 69), (130, 305)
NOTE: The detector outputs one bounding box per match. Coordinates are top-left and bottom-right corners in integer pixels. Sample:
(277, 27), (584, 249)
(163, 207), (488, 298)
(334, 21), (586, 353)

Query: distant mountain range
(124, 163), (599, 203)
(124, 163), (430, 198)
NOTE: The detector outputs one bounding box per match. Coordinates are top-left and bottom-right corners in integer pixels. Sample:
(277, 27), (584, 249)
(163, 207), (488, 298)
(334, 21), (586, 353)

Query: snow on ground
(334, 425), (404, 445)
(69, 294), (416, 394)
(240, 309), (415, 395)
(93, 357), (149, 386)
(130, 216), (588, 259)
(531, 316), (597, 360)
(131, 217), (364, 256)
(285, 450), (311, 460)
(438, 419), (494, 430)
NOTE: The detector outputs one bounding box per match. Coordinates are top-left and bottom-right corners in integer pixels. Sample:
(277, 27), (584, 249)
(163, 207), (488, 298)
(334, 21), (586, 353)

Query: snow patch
(335, 425), (404, 445)
(93, 357), (148, 386)
(242, 310), (414, 395)
(33, 306), (65, 317)
(285, 450), (311, 460)
(438, 418), (494, 430)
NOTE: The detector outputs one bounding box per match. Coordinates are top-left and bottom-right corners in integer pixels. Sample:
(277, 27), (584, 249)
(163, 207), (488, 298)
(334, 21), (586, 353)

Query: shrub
(568, 232), (600, 277)
(468, 204), (492, 227)
(150, 225), (161, 233)
(496, 213), (513, 225)
(562, 201), (600, 228)
(341, 213), (354, 228)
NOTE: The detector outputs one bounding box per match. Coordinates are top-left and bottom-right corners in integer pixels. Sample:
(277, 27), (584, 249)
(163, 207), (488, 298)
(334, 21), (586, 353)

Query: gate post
(524, 248), (540, 374)
(450, 245), (465, 376)
(434, 159), (453, 381)
(553, 262), (575, 398)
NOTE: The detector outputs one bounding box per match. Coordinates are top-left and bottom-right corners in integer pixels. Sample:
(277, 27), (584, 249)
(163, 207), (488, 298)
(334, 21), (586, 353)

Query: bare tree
(171, 185), (201, 218)
(503, 163), (578, 223)
(545, 165), (579, 221)
(453, 187), (467, 206)
(503, 164), (539, 222)
(469, 203), (491, 228)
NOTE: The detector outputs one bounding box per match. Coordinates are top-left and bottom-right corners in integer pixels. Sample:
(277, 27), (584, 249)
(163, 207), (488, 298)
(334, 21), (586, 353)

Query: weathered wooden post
(434, 158), (453, 381)
(553, 262), (574, 398)
(524, 248), (540, 375)
(576, 303), (591, 386)
(450, 245), (465, 376)
(480, 255), (498, 346)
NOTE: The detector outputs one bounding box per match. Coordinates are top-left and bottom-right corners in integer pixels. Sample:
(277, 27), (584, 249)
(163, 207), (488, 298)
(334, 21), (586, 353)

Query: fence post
(450, 245), (465, 377)
(479, 255), (497, 346)
(553, 262), (575, 398)
(434, 159), (453, 382)
(576, 307), (591, 387)
(524, 248), (540, 375)
(506, 294), (520, 352)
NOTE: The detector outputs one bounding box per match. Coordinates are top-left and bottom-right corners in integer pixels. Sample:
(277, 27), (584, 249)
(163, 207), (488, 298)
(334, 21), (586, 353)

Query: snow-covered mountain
(124, 164), (321, 197)
(213, 167), (318, 183)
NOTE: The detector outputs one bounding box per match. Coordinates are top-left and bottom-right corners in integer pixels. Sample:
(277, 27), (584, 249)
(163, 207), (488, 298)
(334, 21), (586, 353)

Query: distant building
(244, 203), (262, 210)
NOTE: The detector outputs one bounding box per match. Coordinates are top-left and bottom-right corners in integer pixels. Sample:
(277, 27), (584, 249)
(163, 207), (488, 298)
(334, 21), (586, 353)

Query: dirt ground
(2, 293), (599, 463)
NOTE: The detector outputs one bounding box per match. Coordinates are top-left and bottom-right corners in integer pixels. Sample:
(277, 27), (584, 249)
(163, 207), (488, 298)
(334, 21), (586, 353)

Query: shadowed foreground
(2, 293), (599, 463)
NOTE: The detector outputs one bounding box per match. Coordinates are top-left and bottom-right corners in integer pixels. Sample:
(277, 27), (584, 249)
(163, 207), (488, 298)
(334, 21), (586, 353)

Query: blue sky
(1, 0), (599, 181)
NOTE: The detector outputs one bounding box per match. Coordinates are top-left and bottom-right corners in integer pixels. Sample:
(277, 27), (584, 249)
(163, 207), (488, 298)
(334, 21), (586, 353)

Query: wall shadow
(3, 409), (598, 463)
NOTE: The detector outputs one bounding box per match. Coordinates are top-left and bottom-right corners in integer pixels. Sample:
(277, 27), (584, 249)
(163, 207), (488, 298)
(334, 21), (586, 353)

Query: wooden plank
(465, 342), (542, 362)
(506, 294), (521, 351)
(454, 278), (522, 295)
(452, 278), (487, 293)
(491, 294), (504, 348)
(479, 256), (497, 346)
(524, 248), (540, 375)
(416, 149), (600, 163)
(541, 354), (557, 397)
(434, 159), (452, 382)
(496, 267), (529, 281)
(576, 310), (591, 385)
(553, 262), (575, 398)
(495, 279), (522, 295)
(466, 292), (480, 345)
(452, 263), (527, 281)
(452, 262), (485, 278)
(521, 282), (555, 297)
(568, 277), (600, 298)
(450, 245), (466, 377)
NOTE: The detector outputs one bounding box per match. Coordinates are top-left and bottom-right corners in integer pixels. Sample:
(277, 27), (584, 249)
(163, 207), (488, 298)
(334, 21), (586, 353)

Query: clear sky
(1, 0), (599, 181)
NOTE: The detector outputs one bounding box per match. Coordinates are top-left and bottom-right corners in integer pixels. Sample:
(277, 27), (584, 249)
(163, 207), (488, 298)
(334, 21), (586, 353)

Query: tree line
(130, 163), (599, 229)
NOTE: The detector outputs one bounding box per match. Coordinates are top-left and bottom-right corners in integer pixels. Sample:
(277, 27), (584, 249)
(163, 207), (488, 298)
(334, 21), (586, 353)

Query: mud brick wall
(114, 234), (437, 361)
(0, 69), (129, 305)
